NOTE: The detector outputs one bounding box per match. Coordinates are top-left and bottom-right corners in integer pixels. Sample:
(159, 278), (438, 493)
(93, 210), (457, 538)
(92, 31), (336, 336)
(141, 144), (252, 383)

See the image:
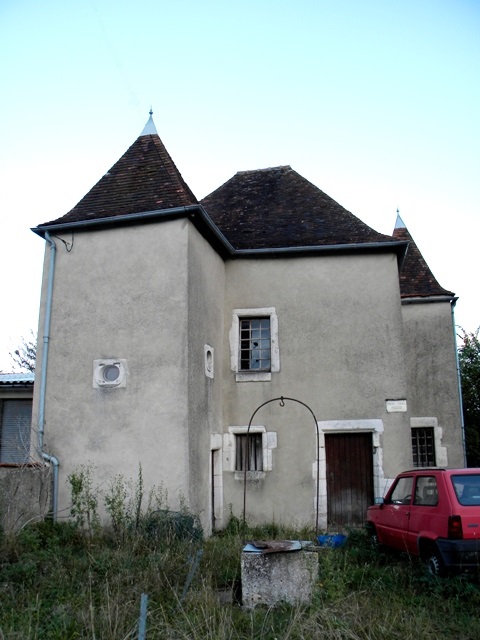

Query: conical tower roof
(393, 214), (454, 298)
(40, 113), (197, 227)
(201, 166), (397, 250)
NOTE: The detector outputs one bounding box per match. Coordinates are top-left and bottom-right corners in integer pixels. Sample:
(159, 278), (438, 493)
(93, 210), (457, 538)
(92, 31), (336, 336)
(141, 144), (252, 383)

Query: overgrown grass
(1, 519), (479, 639)
(1, 469), (478, 638)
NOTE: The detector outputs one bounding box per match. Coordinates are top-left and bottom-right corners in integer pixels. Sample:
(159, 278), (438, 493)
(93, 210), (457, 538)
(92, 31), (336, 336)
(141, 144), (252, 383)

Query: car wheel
(425, 548), (446, 577)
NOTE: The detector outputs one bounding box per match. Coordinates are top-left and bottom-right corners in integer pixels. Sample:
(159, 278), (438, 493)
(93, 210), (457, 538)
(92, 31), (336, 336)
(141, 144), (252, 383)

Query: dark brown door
(325, 432), (374, 527)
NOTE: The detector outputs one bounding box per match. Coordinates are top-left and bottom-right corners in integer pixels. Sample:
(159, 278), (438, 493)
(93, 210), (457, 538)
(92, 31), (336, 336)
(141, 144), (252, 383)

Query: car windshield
(451, 474), (480, 506)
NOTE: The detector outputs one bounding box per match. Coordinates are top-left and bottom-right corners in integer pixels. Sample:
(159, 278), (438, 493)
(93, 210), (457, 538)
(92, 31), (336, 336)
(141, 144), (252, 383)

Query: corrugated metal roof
(0, 373), (35, 385)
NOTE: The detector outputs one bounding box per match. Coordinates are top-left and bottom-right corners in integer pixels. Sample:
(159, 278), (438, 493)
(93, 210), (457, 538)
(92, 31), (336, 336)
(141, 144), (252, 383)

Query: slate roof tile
(393, 223), (454, 298)
(36, 122), (406, 257)
(40, 132), (197, 226)
(201, 166), (396, 249)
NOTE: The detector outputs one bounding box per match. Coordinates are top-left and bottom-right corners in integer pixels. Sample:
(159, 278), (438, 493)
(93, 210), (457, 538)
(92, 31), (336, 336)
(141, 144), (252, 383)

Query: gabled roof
(39, 114), (197, 227)
(393, 215), (454, 298)
(201, 166), (396, 250)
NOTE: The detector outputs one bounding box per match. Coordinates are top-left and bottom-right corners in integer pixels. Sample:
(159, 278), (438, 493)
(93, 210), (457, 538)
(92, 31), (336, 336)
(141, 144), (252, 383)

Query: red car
(367, 468), (480, 576)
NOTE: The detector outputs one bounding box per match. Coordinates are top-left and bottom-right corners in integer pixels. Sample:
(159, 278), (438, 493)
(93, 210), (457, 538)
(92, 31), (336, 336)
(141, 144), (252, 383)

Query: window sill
(235, 371), (272, 383)
(234, 471), (266, 481)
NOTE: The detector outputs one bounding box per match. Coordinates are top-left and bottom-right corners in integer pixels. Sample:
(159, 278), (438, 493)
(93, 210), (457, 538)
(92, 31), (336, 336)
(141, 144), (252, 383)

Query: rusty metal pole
(242, 396), (320, 540)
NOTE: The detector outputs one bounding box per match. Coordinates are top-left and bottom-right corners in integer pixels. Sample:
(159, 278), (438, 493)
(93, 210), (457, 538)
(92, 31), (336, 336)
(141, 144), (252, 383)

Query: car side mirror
(374, 497), (385, 505)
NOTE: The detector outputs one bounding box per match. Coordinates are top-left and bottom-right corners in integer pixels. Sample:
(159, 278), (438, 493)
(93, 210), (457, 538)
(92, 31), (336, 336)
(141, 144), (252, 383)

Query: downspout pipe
(37, 231), (59, 520)
(451, 298), (467, 467)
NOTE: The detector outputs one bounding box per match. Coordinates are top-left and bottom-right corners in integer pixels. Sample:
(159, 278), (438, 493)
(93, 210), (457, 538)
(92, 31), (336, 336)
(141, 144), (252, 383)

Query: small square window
(412, 428), (436, 467)
(235, 433), (264, 471)
(239, 318), (271, 372)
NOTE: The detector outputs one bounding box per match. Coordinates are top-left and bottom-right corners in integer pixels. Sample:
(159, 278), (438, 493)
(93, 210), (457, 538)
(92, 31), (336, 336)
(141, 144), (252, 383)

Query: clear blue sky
(1, 0), (479, 370)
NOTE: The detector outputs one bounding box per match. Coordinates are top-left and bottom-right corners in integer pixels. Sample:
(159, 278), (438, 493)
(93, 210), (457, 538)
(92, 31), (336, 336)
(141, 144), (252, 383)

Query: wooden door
(325, 432), (374, 527)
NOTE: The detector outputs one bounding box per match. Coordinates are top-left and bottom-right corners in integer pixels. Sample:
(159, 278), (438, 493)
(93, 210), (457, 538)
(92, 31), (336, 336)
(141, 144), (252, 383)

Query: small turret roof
(39, 114), (197, 227)
(393, 216), (454, 298)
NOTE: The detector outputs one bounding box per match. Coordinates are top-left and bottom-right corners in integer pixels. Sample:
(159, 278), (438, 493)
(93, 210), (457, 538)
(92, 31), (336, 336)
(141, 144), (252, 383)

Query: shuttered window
(0, 400), (32, 464)
(235, 434), (263, 471)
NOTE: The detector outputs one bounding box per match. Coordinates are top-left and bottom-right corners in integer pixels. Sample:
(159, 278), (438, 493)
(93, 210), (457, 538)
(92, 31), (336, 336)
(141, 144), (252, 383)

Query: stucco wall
(401, 299), (464, 467)
(222, 251), (411, 527)
(186, 224), (225, 533)
(33, 220), (192, 520)
(32, 219), (464, 533)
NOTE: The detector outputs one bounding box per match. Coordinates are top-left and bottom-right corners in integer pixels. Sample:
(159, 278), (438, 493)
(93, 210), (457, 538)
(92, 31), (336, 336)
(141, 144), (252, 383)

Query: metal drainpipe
(37, 231), (59, 520)
(451, 298), (467, 467)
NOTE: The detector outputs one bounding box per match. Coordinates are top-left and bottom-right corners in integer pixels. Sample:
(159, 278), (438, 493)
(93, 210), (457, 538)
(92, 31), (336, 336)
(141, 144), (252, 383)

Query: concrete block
(241, 550), (318, 609)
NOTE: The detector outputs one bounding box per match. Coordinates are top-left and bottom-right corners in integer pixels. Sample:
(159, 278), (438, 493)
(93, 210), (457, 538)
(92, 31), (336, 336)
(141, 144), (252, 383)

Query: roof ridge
(236, 165), (292, 176)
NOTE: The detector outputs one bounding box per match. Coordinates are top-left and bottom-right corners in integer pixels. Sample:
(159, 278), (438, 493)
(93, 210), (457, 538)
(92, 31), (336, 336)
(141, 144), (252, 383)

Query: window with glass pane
(388, 476), (413, 505)
(413, 476), (438, 505)
(411, 428), (436, 467)
(235, 433), (263, 471)
(452, 474), (480, 506)
(239, 318), (271, 371)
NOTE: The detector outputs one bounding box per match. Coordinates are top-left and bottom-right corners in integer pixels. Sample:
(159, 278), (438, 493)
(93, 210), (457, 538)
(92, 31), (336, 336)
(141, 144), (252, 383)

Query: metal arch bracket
(242, 395), (320, 538)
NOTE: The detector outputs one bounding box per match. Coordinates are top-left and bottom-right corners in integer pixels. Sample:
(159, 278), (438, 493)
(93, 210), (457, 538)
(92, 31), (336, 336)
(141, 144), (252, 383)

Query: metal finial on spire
(395, 208), (406, 230)
(140, 109), (157, 136)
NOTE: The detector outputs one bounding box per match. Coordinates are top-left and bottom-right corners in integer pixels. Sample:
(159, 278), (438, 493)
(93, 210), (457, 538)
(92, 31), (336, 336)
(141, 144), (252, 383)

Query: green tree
(9, 331), (36, 373)
(458, 328), (480, 466)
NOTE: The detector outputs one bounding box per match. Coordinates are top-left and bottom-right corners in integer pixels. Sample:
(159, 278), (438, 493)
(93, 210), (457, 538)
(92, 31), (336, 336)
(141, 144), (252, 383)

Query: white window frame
(204, 345), (214, 379)
(229, 307), (279, 382)
(223, 426), (277, 480)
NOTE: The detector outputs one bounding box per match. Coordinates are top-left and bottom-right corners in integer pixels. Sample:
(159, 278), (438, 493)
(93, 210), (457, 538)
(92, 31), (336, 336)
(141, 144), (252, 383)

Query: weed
(68, 464), (100, 535)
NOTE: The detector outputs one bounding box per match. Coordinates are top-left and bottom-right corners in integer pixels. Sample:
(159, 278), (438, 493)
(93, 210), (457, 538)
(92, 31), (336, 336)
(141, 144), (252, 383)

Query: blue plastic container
(318, 533), (347, 548)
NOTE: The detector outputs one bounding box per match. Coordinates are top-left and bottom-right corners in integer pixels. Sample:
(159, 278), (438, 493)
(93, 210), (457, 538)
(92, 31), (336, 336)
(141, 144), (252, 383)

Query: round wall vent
(93, 359), (127, 388)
